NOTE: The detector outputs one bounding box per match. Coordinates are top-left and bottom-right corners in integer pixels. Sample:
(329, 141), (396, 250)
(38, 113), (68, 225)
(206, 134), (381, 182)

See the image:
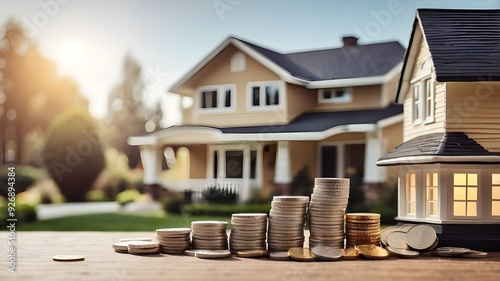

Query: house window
(250, 150), (257, 179)
(492, 174), (500, 216)
(225, 150), (243, 178)
(209, 145), (262, 182)
(453, 173), (478, 217)
(406, 173), (416, 215)
(412, 79), (434, 124)
(319, 88), (352, 103)
(199, 85), (235, 110)
(426, 173), (438, 217)
(230, 52), (246, 72)
(247, 81), (282, 109)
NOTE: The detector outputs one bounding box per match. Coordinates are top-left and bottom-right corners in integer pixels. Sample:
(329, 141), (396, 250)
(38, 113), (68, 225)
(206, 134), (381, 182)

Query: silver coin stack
(267, 196), (309, 252)
(229, 213), (268, 254)
(156, 228), (192, 255)
(191, 221), (229, 250)
(308, 178), (350, 249)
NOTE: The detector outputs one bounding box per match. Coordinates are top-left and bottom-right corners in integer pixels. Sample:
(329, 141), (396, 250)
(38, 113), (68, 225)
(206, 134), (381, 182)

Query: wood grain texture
(1, 231), (499, 281)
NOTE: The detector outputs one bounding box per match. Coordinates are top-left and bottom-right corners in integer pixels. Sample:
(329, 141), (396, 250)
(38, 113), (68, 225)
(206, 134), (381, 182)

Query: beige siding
(287, 84), (316, 121)
(403, 82), (446, 142)
(188, 145), (207, 179)
(381, 122), (403, 181)
(445, 82), (500, 152)
(316, 85), (383, 111)
(289, 141), (317, 183)
(320, 132), (366, 143)
(261, 143), (276, 197)
(180, 44), (288, 127)
(409, 26), (432, 81)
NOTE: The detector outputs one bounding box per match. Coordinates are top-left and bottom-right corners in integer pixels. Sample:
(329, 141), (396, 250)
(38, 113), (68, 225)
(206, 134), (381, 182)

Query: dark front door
(320, 146), (337, 178)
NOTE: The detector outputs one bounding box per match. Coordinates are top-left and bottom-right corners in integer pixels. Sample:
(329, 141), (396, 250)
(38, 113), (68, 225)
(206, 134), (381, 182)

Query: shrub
(201, 186), (238, 204)
(290, 166), (313, 196)
(86, 190), (109, 202)
(42, 108), (105, 202)
(0, 165), (45, 197)
(163, 195), (184, 214)
(116, 189), (141, 205)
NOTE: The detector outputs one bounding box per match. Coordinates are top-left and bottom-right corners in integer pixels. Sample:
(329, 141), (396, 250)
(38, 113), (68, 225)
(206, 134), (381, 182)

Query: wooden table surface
(1, 231), (499, 281)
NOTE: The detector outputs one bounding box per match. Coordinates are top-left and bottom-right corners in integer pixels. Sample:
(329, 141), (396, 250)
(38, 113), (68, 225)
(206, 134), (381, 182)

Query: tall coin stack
(156, 228), (192, 255)
(267, 196), (309, 252)
(308, 178), (350, 249)
(345, 213), (381, 247)
(191, 221), (229, 250)
(229, 213), (268, 254)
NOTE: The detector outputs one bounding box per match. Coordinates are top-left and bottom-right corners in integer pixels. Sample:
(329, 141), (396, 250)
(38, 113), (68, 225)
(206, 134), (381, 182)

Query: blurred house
(129, 35), (405, 201)
(377, 9), (500, 249)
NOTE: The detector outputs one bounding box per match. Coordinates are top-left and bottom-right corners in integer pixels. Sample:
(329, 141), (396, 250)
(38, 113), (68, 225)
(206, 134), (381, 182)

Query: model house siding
(445, 82), (500, 152)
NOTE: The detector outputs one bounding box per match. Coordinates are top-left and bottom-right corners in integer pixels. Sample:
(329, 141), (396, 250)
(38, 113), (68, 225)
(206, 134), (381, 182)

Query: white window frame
(450, 169), (481, 219)
(197, 84), (236, 113)
(492, 173), (500, 217)
(404, 171), (418, 218)
(230, 52), (246, 72)
(424, 171), (439, 219)
(411, 75), (434, 125)
(318, 88), (352, 104)
(246, 81), (285, 111)
(424, 78), (434, 123)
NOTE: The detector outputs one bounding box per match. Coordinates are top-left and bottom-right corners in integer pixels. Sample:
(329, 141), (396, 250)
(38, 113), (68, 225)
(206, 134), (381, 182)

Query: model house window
(230, 52), (246, 72)
(453, 173), (478, 217)
(492, 174), (500, 216)
(426, 173), (438, 217)
(319, 88), (352, 103)
(248, 82), (282, 108)
(199, 85), (235, 110)
(406, 173), (416, 215)
(412, 79), (434, 124)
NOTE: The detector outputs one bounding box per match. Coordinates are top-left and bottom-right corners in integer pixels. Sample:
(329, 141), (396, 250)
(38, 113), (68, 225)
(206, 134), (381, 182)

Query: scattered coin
(288, 247), (316, 262)
(380, 226), (400, 246)
(434, 247), (472, 257)
(269, 251), (291, 261)
(461, 250), (488, 259)
(52, 255), (85, 262)
(311, 246), (342, 261)
(387, 246), (420, 258)
(112, 242), (130, 253)
(355, 244), (389, 260)
(398, 224), (416, 233)
(119, 237), (152, 242)
(195, 250), (232, 259)
(386, 231), (409, 249)
(236, 249), (269, 258)
(340, 247), (359, 260)
(406, 224), (437, 250)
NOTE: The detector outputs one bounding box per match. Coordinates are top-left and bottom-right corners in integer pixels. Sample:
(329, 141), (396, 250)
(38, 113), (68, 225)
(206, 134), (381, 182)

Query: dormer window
(412, 78), (434, 125)
(318, 88), (352, 103)
(198, 84), (235, 112)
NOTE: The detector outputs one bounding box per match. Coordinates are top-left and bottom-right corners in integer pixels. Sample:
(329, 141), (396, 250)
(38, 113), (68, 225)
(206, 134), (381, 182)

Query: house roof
(396, 9), (500, 102)
(377, 132), (500, 166)
(170, 36), (404, 93)
(128, 104), (403, 146)
(220, 103), (403, 134)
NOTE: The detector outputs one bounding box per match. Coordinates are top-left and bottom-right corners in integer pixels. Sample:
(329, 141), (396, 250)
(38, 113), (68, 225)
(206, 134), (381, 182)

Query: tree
(0, 20), (86, 165)
(42, 108), (105, 202)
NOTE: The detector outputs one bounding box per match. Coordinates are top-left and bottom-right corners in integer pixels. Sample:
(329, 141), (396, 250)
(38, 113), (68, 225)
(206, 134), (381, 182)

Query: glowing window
(453, 173), (478, 217)
(406, 173), (416, 215)
(426, 173), (438, 217)
(492, 174), (500, 216)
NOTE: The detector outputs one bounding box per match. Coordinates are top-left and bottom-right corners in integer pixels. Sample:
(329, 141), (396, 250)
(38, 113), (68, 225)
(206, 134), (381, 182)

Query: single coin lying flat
(52, 255), (85, 262)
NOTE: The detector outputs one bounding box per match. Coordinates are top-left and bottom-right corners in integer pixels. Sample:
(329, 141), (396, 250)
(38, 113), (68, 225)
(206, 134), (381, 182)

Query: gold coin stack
(156, 228), (192, 255)
(345, 213), (381, 247)
(229, 213), (268, 254)
(191, 221), (229, 250)
(267, 196), (309, 252)
(308, 178), (350, 249)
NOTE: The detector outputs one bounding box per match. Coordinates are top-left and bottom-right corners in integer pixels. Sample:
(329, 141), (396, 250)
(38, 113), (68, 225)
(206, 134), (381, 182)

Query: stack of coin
(383, 224), (438, 257)
(112, 237), (153, 253)
(127, 241), (160, 255)
(156, 228), (192, 255)
(191, 221), (228, 250)
(268, 196), (309, 252)
(345, 213), (381, 247)
(229, 213), (268, 254)
(308, 178), (350, 249)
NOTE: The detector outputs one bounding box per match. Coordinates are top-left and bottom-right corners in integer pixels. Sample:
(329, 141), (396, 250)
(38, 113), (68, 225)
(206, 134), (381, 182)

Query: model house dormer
(377, 9), (500, 250)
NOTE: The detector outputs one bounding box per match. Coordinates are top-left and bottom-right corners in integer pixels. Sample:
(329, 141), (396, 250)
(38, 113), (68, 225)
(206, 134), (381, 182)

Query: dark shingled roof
(220, 103), (402, 134)
(237, 38), (405, 81)
(378, 132), (499, 165)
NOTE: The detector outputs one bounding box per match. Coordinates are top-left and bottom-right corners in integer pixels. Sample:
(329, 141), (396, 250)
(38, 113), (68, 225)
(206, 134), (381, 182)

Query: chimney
(342, 36), (358, 47)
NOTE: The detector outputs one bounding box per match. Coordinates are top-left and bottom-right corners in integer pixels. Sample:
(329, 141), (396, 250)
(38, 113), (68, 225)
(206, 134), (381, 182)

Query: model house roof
(238, 38), (405, 81)
(377, 132), (500, 166)
(170, 36), (404, 92)
(220, 104), (402, 134)
(396, 9), (500, 102)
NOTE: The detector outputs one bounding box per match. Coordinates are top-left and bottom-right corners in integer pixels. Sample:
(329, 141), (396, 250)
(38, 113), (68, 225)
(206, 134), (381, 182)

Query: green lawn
(16, 211), (231, 231)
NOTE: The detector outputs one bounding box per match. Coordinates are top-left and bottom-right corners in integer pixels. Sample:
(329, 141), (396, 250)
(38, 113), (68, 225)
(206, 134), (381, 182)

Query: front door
(320, 146), (338, 178)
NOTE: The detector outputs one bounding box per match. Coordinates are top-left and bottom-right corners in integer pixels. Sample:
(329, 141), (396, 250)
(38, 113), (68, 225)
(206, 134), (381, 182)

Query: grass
(16, 211), (231, 231)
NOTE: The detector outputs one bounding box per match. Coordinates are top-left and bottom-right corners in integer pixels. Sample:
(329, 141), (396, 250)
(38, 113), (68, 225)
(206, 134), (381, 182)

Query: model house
(129, 35), (405, 201)
(377, 9), (500, 249)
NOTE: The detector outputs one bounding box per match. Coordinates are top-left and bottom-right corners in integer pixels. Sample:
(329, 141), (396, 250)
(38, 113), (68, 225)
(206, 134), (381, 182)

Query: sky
(1, 0), (499, 126)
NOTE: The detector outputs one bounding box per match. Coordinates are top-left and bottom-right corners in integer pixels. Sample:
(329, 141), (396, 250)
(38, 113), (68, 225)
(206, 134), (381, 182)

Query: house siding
(316, 85), (383, 111)
(445, 82), (500, 152)
(289, 141), (317, 183)
(381, 121), (403, 181)
(188, 144), (207, 179)
(286, 84), (316, 121)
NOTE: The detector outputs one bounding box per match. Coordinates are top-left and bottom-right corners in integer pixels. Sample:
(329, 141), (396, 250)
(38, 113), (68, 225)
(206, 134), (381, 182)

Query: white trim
(196, 84), (236, 114)
(246, 80), (285, 111)
(377, 155), (500, 166)
(376, 114), (404, 128)
(449, 169), (482, 220)
(318, 88), (352, 104)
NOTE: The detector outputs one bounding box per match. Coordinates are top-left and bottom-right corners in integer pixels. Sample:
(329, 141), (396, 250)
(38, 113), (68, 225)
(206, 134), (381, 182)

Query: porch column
(364, 131), (385, 183)
(274, 141), (292, 194)
(140, 145), (163, 185)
